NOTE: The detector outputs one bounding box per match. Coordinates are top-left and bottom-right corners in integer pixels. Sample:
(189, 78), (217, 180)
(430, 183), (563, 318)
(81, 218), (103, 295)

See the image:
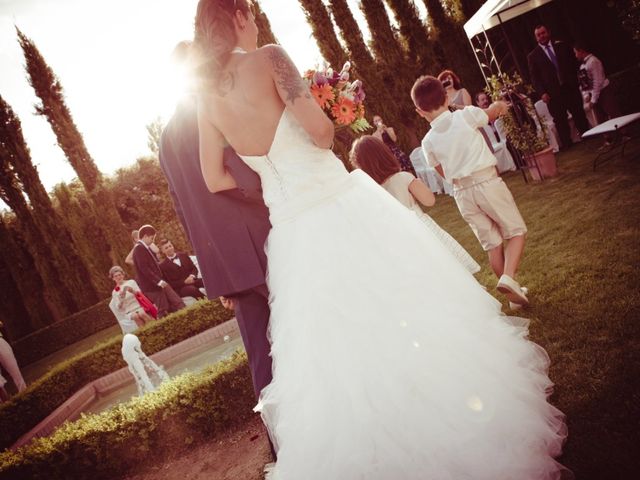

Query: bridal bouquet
(304, 62), (371, 133)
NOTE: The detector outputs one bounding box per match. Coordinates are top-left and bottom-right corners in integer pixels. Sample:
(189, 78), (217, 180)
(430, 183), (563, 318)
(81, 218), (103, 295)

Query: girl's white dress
(382, 171), (480, 274)
(238, 109), (568, 480)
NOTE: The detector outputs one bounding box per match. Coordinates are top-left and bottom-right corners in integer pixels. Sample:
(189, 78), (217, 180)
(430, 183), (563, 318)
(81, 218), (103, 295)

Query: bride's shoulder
(255, 44), (294, 68)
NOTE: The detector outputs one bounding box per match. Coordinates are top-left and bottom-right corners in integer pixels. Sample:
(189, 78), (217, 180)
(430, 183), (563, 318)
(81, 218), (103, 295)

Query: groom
(159, 42), (273, 402)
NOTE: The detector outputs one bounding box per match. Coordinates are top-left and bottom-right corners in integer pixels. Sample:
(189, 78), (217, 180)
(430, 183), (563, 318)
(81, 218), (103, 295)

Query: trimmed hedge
(12, 299), (113, 367)
(0, 300), (234, 452)
(0, 352), (255, 480)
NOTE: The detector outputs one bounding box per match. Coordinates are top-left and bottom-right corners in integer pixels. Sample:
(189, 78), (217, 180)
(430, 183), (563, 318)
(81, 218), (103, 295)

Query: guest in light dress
(350, 136), (480, 274)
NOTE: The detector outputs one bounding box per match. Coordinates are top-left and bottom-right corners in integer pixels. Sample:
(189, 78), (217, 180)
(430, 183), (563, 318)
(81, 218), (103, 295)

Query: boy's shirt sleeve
(421, 135), (440, 168)
(461, 105), (489, 128)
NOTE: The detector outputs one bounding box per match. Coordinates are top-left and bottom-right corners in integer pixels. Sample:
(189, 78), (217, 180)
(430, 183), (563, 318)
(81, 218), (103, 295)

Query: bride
(193, 1), (569, 478)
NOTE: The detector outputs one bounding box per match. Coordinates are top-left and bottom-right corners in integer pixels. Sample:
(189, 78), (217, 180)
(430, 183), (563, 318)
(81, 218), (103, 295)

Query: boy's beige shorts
(453, 167), (527, 251)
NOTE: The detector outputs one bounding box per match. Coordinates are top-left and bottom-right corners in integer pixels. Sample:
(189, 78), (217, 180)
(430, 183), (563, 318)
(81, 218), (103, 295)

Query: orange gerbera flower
(331, 97), (356, 125)
(311, 83), (335, 109)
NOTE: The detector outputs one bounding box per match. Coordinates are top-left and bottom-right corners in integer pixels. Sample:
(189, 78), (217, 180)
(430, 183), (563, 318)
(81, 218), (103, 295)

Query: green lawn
(427, 136), (640, 479)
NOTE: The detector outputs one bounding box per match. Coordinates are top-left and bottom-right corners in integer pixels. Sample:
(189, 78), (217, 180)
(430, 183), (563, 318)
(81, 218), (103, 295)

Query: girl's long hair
(350, 136), (401, 185)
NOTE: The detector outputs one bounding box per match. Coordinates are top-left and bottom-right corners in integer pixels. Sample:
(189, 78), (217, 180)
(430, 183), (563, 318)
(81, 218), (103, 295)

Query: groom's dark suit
(159, 96), (272, 399)
(527, 40), (589, 147)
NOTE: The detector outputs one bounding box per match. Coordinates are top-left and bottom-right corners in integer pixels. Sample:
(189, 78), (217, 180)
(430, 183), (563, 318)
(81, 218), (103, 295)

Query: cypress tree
(458, 0), (484, 20)
(359, 0), (421, 146)
(385, 0), (442, 73)
(0, 162), (72, 320)
(298, 0), (349, 69)
(422, 0), (482, 91)
(252, 1), (279, 46)
(0, 94), (99, 309)
(53, 182), (114, 295)
(359, 0), (405, 61)
(16, 28), (128, 263)
(0, 217), (52, 334)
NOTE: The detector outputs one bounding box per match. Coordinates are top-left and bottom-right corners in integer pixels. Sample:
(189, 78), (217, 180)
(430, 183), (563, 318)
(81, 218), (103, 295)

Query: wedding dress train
(238, 109), (568, 480)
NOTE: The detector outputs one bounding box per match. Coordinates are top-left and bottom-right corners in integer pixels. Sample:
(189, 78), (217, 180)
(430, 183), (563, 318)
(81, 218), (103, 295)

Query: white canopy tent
(463, 0), (557, 82)
(464, 0), (555, 39)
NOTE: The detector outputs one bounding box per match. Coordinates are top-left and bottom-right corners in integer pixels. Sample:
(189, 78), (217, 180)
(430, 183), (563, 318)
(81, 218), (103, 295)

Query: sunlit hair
(131, 230), (139, 242)
(349, 136), (401, 185)
(138, 225), (156, 238)
(109, 266), (125, 279)
(193, 0), (252, 90)
(437, 69), (462, 90)
(411, 75), (447, 113)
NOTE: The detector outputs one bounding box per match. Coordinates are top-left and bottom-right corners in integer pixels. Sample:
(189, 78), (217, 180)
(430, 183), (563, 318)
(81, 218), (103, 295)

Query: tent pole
(468, 34), (489, 87)
(496, 12), (525, 78)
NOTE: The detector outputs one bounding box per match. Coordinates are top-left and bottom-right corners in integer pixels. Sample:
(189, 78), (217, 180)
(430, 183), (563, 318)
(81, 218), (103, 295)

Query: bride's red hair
(194, 0), (252, 89)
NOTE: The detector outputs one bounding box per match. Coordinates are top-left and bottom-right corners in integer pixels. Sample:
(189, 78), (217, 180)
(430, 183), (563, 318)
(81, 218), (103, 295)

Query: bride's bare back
(198, 44), (334, 193)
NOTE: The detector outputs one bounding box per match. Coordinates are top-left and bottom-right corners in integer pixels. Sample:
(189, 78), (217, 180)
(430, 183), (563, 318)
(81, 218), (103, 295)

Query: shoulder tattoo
(268, 48), (311, 105)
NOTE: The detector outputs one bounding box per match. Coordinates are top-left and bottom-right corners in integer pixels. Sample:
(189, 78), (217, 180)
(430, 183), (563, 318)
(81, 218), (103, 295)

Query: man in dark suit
(132, 224), (185, 318)
(158, 239), (206, 300)
(527, 24), (590, 148)
(159, 43), (272, 403)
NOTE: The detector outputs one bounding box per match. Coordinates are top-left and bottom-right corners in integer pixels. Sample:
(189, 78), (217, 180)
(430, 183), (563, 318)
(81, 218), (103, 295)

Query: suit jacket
(132, 242), (163, 294)
(159, 96), (271, 298)
(527, 40), (580, 98)
(160, 252), (198, 291)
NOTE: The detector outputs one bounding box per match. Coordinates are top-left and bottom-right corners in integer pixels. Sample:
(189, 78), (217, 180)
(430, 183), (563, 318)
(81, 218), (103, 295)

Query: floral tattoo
(268, 48), (311, 105)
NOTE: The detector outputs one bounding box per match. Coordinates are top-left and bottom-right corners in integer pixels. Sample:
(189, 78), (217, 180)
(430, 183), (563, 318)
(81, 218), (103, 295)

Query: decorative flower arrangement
(486, 73), (549, 154)
(304, 62), (371, 133)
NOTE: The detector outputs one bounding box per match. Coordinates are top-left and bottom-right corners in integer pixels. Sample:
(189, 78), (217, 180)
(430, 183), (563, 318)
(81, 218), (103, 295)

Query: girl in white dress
(192, 1), (569, 478)
(350, 135), (480, 274)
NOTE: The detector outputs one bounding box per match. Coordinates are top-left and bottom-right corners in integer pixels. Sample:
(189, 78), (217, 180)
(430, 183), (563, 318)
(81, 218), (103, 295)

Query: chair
(409, 148), (453, 195)
(534, 100), (560, 152)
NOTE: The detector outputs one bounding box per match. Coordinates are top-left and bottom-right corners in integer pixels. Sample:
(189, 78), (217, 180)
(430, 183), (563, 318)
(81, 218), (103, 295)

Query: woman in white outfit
(192, 1), (569, 478)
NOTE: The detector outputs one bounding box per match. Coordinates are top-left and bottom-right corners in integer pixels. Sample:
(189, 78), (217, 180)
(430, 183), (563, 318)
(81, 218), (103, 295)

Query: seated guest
(159, 239), (206, 300)
(0, 321), (26, 402)
(475, 92), (517, 173)
(108, 266), (155, 333)
(132, 224), (185, 318)
(372, 114), (416, 175)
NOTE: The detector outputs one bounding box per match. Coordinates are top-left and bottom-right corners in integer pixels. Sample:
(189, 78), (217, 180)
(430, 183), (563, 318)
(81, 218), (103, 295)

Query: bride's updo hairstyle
(194, 0), (252, 91)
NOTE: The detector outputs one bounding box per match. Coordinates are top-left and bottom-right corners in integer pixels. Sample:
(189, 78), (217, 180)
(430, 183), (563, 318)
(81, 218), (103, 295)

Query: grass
(427, 134), (640, 479)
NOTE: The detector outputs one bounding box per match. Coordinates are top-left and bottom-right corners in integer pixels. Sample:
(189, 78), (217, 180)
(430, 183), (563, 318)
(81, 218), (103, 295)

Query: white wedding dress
(239, 109), (568, 480)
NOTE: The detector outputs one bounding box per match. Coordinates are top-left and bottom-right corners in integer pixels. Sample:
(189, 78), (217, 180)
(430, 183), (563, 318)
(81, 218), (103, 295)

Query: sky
(0, 0), (417, 195)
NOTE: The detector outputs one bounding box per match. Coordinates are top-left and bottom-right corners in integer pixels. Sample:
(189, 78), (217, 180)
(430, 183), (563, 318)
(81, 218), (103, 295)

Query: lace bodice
(238, 109), (350, 224)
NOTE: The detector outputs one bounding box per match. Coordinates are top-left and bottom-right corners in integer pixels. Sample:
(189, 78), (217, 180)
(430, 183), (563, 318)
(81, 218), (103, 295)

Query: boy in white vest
(411, 75), (529, 307)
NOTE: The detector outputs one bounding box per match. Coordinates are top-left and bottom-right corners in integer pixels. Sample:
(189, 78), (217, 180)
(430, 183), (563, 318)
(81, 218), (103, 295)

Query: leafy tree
(146, 116), (164, 156)
(16, 27), (128, 263)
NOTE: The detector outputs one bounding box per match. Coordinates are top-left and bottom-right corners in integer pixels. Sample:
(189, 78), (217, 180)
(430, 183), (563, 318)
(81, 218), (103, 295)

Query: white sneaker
(497, 275), (529, 305)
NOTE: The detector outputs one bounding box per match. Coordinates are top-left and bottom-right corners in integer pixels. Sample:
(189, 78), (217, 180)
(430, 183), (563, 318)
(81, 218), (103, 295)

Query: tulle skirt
(257, 170), (568, 480)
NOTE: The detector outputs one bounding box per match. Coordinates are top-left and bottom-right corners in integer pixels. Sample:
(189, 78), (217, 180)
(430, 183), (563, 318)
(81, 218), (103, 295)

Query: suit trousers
(232, 284), (272, 399)
(549, 84), (590, 147)
(177, 278), (206, 300)
(145, 285), (185, 318)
